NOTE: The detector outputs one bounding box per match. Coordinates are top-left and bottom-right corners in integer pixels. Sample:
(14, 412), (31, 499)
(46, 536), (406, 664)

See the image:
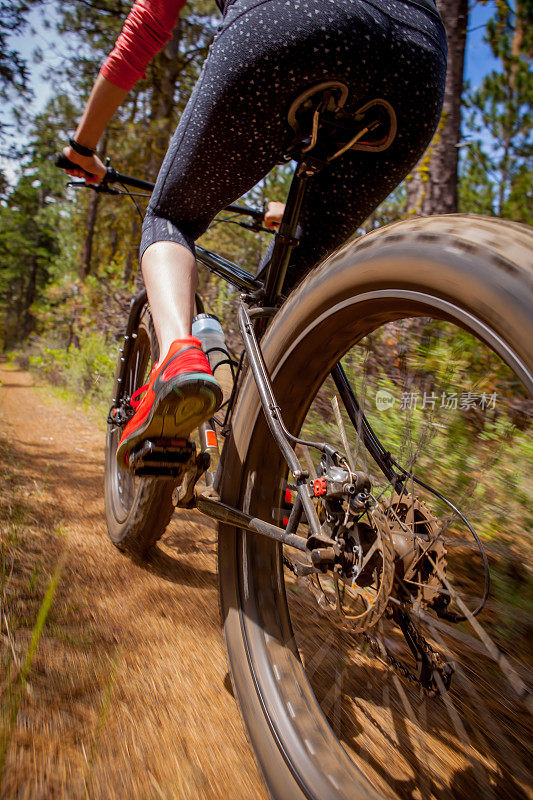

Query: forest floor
(0, 365), (267, 800)
(2, 364), (532, 800)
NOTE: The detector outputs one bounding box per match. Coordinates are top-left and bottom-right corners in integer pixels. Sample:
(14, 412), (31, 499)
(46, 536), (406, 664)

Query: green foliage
(0, 0), (34, 144)
(491, 558), (533, 641)
(27, 334), (114, 407)
(460, 0), (533, 222)
(301, 319), (532, 553)
(458, 141), (496, 214)
(0, 556), (64, 783)
(0, 171), (62, 347)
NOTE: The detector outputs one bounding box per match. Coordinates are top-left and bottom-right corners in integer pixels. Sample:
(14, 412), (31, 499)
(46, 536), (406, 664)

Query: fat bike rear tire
(104, 307), (176, 555)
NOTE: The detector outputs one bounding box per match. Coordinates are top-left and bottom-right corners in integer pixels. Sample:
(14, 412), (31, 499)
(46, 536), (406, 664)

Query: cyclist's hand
(264, 201), (285, 230)
(60, 145), (106, 184)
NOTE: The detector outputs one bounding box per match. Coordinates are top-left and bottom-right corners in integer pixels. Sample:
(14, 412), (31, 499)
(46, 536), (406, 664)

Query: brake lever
(66, 180), (120, 195)
(238, 221), (273, 234)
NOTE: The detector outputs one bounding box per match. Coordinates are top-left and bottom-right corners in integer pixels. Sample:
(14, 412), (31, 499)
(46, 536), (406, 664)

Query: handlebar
(54, 153), (156, 191)
(54, 153), (100, 180)
(54, 153), (266, 223)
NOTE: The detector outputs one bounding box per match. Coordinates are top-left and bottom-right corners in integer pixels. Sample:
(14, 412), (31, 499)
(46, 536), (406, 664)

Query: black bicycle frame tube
(196, 494), (309, 553)
(195, 246), (262, 292)
(331, 363), (400, 485)
(196, 164), (313, 300)
(263, 168), (310, 305)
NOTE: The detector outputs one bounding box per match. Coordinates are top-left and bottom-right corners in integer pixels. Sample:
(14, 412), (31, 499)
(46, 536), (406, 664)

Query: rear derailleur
(392, 605), (453, 694)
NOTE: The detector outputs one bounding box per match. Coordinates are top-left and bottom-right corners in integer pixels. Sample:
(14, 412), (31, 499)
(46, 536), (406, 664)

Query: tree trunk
(80, 192), (100, 280)
(22, 255), (38, 339)
(406, 0), (468, 214)
(79, 131), (108, 280)
(124, 218), (140, 284)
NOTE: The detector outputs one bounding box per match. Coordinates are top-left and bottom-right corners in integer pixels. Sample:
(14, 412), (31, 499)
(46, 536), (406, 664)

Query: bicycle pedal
(128, 438), (196, 477)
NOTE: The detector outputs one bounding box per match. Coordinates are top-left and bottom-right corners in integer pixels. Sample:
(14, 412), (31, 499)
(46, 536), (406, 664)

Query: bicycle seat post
(261, 84), (343, 305)
(262, 165), (313, 306)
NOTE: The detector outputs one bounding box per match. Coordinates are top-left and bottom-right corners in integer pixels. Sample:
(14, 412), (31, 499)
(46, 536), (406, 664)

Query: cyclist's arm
(100, 0), (187, 91)
(61, 0), (186, 181)
(62, 76), (128, 182)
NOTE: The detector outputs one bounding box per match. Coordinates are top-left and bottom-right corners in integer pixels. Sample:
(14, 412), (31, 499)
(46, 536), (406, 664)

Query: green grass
(0, 555), (64, 782)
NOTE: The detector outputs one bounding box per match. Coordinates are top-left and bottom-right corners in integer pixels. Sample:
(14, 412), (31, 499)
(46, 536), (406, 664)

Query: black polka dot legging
(140, 0), (447, 289)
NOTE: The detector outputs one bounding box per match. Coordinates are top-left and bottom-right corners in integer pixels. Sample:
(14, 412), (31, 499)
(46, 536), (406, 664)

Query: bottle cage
(286, 80), (397, 161)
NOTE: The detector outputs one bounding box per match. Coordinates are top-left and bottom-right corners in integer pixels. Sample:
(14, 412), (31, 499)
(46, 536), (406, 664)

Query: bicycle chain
(283, 555), (298, 575)
(359, 612), (451, 697)
(359, 630), (433, 694)
(403, 610), (453, 689)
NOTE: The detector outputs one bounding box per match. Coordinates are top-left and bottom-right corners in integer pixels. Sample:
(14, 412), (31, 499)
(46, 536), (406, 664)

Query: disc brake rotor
(308, 505), (395, 633)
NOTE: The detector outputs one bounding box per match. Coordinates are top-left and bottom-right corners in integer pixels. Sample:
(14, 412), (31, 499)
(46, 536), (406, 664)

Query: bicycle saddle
(286, 80), (397, 162)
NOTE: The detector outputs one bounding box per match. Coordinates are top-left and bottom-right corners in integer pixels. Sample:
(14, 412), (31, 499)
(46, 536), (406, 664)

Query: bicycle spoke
(286, 306), (532, 798)
(432, 670), (496, 800)
(426, 554), (533, 712)
(428, 624), (532, 787)
(371, 627), (431, 797)
(331, 395), (356, 472)
(299, 444), (317, 479)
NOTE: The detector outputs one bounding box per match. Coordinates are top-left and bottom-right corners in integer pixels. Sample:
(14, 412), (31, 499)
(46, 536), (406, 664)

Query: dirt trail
(0, 366), (268, 800)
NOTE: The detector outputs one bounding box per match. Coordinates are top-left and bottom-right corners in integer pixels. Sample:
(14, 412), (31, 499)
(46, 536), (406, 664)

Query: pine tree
(461, 0), (533, 223)
(0, 162), (63, 346)
(0, 0), (36, 147)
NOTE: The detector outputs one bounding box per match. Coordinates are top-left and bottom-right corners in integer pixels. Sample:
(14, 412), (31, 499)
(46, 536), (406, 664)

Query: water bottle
(192, 314), (233, 484)
(192, 313), (234, 404)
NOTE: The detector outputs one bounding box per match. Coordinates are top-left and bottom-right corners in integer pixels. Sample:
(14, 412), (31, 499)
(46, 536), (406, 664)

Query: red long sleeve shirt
(100, 0), (187, 91)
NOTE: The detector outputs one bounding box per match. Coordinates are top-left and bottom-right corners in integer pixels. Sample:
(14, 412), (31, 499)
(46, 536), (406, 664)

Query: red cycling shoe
(116, 336), (222, 470)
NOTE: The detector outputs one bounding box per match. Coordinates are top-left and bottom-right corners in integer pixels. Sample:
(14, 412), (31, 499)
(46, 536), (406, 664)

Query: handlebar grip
(54, 152), (98, 180)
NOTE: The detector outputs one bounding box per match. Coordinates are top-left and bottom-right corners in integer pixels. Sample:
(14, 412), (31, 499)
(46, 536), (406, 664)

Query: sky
(465, 2), (500, 86)
(2, 0), (500, 182)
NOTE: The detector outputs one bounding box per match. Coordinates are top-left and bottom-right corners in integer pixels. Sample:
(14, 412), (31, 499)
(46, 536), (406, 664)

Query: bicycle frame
(92, 81), (419, 562)
(102, 137), (494, 610)
(108, 145), (406, 567)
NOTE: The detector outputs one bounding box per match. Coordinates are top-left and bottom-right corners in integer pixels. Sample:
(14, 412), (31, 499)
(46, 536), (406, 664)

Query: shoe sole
(117, 373), (222, 470)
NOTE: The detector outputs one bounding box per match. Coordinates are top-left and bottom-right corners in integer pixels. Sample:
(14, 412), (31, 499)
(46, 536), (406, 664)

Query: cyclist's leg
(283, 18), (448, 288)
(128, 0), (445, 463)
(140, 0), (446, 301)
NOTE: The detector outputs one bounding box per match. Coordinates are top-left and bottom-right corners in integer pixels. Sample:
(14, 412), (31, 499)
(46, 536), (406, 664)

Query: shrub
(27, 334), (115, 408)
